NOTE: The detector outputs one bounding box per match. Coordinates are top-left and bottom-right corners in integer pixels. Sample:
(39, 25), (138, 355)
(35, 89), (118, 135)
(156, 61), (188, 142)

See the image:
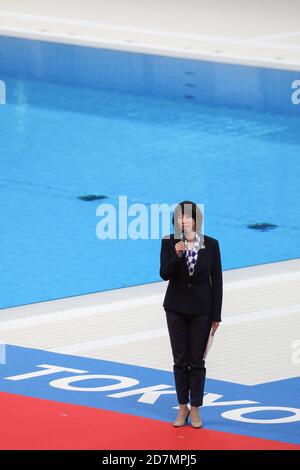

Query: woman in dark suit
(159, 200), (223, 428)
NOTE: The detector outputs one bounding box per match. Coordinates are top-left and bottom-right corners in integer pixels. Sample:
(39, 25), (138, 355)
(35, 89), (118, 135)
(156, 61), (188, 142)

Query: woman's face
(177, 212), (195, 233)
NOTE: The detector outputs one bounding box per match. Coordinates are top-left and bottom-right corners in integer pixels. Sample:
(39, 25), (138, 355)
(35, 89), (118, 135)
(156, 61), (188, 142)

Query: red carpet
(0, 392), (299, 450)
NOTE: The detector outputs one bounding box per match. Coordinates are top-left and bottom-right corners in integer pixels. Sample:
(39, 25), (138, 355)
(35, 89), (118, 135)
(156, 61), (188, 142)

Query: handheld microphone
(178, 230), (186, 258)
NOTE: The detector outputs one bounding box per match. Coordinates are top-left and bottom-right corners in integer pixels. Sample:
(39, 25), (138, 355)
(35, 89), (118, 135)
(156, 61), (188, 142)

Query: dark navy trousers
(165, 309), (212, 407)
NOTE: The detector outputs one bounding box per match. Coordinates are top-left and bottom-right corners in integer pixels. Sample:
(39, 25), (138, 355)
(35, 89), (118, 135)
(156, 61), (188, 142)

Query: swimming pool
(0, 35), (299, 309)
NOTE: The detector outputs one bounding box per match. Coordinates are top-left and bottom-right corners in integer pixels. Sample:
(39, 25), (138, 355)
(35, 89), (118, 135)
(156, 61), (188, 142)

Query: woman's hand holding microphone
(175, 241), (185, 257)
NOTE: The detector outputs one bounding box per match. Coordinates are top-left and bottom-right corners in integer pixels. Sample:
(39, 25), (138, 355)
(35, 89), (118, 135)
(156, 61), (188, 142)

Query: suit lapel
(192, 241), (206, 275)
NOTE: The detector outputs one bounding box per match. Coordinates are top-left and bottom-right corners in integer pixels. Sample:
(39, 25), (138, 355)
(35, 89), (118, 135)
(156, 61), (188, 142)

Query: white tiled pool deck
(0, 0), (300, 70)
(0, 0), (299, 389)
(1, 258), (300, 386)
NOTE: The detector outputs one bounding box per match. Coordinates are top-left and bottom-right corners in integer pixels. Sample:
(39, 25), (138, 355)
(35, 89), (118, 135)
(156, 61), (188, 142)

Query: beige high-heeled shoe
(173, 408), (190, 427)
(190, 407), (203, 428)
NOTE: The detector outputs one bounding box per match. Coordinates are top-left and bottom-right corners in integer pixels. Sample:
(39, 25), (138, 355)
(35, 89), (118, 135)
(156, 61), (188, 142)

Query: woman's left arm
(210, 239), (223, 326)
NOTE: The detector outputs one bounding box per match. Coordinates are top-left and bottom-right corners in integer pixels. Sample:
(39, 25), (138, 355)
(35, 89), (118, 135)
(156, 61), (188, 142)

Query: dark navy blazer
(159, 233), (223, 321)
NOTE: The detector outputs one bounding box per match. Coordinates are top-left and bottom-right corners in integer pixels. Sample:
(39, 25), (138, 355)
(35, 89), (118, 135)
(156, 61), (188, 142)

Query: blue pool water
(0, 36), (300, 309)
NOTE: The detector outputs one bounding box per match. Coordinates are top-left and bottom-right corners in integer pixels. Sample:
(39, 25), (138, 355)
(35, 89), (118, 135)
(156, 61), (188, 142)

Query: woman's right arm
(159, 237), (184, 281)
